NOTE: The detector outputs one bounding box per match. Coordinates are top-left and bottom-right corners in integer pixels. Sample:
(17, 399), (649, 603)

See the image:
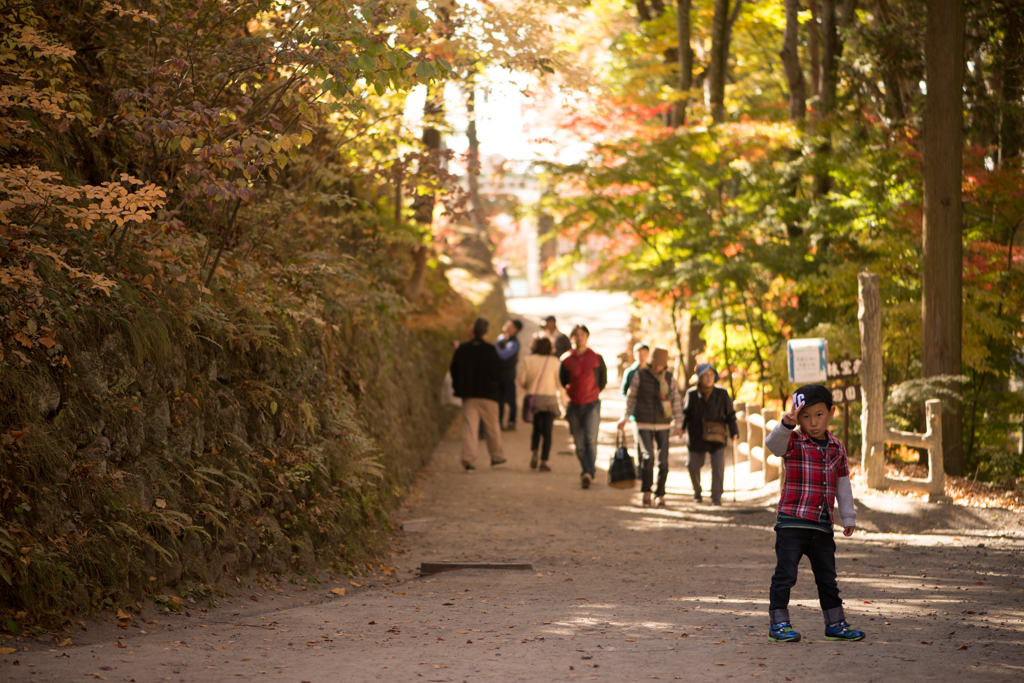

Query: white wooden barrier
(734, 403), (783, 485)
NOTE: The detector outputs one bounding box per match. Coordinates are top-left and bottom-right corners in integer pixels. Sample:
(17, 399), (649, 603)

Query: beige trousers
(461, 398), (504, 465)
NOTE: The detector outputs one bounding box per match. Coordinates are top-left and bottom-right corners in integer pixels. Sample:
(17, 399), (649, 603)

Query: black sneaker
(490, 458), (507, 467)
(464, 463), (475, 471)
(581, 472), (592, 489)
(694, 495), (703, 503)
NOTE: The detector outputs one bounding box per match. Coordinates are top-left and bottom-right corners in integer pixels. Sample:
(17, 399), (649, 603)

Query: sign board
(788, 338), (828, 384)
(831, 385), (862, 405)
(827, 358), (862, 380)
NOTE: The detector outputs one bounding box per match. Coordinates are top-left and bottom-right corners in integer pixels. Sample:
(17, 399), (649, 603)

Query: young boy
(763, 384), (864, 643)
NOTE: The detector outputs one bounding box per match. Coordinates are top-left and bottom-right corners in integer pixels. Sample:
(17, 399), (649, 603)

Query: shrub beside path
(4, 292), (1023, 682)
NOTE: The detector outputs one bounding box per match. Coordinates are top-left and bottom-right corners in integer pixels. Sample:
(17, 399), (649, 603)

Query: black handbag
(608, 431), (637, 489)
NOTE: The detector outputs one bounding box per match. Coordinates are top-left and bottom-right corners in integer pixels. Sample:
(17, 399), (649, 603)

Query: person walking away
(763, 384), (864, 644)
(617, 348), (682, 507)
(542, 316), (572, 358)
(681, 363), (737, 504)
(496, 319), (523, 431)
(559, 325), (607, 489)
(619, 342), (649, 397)
(517, 335), (565, 471)
(449, 317), (507, 470)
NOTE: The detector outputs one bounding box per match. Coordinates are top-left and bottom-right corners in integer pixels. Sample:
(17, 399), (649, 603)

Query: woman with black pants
(681, 363), (738, 505)
(517, 335), (565, 470)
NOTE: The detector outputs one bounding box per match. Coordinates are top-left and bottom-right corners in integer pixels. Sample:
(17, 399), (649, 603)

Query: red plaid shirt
(777, 427), (850, 525)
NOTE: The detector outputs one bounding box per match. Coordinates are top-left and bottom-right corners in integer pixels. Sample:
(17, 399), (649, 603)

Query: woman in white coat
(517, 335), (566, 470)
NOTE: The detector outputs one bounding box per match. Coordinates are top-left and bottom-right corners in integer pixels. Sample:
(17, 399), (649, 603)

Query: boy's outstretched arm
(837, 474), (856, 536)
(765, 420), (795, 458)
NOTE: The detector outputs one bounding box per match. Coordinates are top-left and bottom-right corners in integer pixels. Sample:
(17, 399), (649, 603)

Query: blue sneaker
(824, 620), (865, 641)
(768, 622), (802, 643)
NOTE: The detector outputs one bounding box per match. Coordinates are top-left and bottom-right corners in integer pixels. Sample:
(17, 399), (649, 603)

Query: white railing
(734, 403), (784, 485)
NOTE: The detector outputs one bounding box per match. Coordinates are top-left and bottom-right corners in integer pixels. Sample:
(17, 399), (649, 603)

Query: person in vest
(495, 319), (523, 431)
(617, 347), (683, 506)
(449, 317), (507, 471)
(681, 363), (738, 504)
(559, 324), (607, 489)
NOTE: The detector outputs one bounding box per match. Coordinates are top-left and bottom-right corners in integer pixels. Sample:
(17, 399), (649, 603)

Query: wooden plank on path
(419, 562), (533, 575)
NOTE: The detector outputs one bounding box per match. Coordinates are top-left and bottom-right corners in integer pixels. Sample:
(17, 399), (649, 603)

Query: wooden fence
(734, 403), (784, 486)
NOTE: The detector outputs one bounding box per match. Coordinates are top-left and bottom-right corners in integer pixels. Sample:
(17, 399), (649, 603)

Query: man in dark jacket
(450, 317), (507, 470)
(559, 324), (607, 489)
(496, 319), (523, 431)
(681, 363), (738, 504)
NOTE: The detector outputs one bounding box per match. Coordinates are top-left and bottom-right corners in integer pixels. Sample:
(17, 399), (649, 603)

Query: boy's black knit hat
(793, 384), (833, 410)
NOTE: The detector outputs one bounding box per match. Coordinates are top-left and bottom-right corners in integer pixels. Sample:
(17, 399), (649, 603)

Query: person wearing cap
(617, 347), (683, 506)
(542, 316), (572, 358)
(681, 363), (738, 505)
(761, 383), (863, 644)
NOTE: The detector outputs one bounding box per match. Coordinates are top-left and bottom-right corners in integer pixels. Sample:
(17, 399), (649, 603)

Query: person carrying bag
(681, 363), (738, 505)
(517, 335), (565, 471)
(616, 347), (683, 506)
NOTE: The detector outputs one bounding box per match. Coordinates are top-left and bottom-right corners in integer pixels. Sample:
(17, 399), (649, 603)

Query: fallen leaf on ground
(349, 581), (364, 587)
(114, 640), (126, 649)
(0, 647), (16, 655)
(117, 609), (132, 619)
(59, 638), (73, 647)
(330, 588), (346, 596)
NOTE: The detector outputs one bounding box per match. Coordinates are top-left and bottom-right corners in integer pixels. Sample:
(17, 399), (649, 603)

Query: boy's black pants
(769, 527), (844, 625)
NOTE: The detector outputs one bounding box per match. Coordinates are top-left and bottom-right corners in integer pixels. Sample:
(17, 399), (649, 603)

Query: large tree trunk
(708, 0), (731, 122)
(405, 85), (444, 302)
(809, 0), (821, 98)
(780, 0), (807, 121)
(999, 1), (1023, 164)
(922, 0), (965, 476)
(819, 0), (839, 117)
(814, 0), (840, 196)
(672, 0), (693, 128)
(874, 0), (907, 120)
(465, 85), (486, 237)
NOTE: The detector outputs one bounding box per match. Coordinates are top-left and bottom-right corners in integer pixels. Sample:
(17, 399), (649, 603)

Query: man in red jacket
(559, 324), (608, 489)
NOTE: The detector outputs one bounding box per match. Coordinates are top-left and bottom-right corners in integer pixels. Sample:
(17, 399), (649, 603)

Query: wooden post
(735, 402), (749, 463)
(764, 409), (780, 483)
(748, 403), (763, 473)
(858, 272), (886, 489)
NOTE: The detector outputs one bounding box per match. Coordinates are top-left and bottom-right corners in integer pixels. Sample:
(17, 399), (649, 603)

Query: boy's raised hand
(782, 392), (803, 427)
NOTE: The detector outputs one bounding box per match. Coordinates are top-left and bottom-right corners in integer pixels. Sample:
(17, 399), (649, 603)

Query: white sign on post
(788, 338), (828, 384)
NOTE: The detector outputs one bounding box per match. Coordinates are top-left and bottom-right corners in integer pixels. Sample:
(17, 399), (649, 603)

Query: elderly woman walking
(517, 335), (565, 471)
(617, 348), (683, 507)
(681, 363), (738, 505)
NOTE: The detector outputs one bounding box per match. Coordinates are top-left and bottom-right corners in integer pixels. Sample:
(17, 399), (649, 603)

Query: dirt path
(5, 292), (1024, 683)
